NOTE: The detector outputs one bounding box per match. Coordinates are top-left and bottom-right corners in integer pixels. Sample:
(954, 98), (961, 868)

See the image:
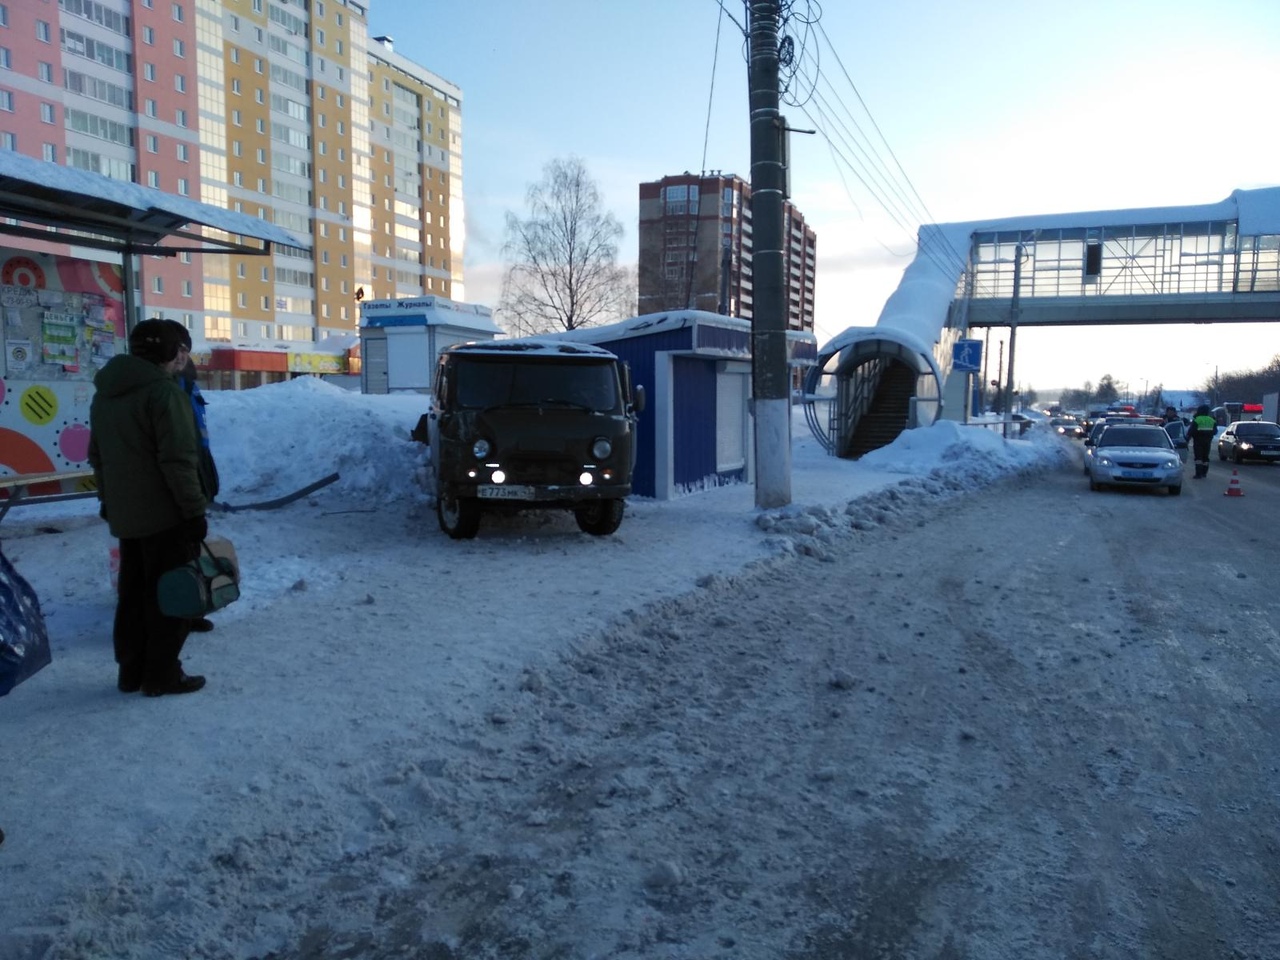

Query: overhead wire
(771, 2), (993, 295)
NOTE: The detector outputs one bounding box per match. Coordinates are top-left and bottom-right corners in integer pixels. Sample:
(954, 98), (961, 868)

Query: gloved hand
(182, 515), (208, 542)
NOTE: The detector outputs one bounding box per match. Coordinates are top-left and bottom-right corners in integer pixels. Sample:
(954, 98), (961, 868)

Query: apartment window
(231, 78), (240, 95)
(255, 118), (264, 133)
(231, 140), (242, 157)
(172, 3), (184, 22)
(39, 102), (55, 123)
(152, 277), (163, 294)
(260, 296), (270, 310)
(182, 280), (192, 297)
(229, 14), (240, 32)
(260, 266), (268, 282)
(254, 58), (263, 74)
(143, 63), (156, 81)
(145, 99), (157, 118)
(235, 321), (248, 337)
(38, 61), (53, 82)
(256, 178), (265, 193)
(255, 147), (265, 163)
(177, 143), (189, 161)
(316, 1), (325, 16)
(335, 40), (343, 55)
(36, 21), (51, 42)
(147, 171), (159, 188)
(335, 12), (342, 26)
(175, 108), (187, 127)
(321, 250), (329, 263)
(146, 135), (158, 153)
(316, 28), (325, 46)
(142, 26), (154, 44)
(180, 252), (191, 264)
(254, 88), (264, 104)
(252, 0), (262, 12)
(237, 292), (247, 308)
(320, 277), (329, 291)
(231, 109), (241, 126)
(173, 39), (185, 58)
(42, 143), (56, 162)
(0, 6), (7, 28)
(229, 47), (239, 64)
(0, 132), (14, 149)
(0, 47), (10, 69)
(318, 141), (326, 155)
(232, 171), (243, 186)
(177, 178), (188, 195)
(175, 75), (186, 93)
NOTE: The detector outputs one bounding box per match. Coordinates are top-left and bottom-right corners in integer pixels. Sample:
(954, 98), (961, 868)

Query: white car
(1086, 423), (1183, 496)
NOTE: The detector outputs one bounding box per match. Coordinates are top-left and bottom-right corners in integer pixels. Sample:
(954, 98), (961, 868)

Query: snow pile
(0, 384), (1075, 960)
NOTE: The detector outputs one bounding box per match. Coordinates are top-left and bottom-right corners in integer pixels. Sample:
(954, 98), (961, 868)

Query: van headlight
(472, 439), (491, 459)
(591, 438), (612, 460)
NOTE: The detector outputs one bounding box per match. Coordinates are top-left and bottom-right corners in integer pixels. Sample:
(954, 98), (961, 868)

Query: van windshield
(454, 358), (621, 412)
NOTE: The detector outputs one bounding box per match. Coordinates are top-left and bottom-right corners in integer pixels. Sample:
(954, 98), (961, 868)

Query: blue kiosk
(558, 311), (817, 499)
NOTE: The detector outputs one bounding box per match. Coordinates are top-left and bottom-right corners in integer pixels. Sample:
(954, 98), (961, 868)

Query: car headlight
(472, 438), (491, 459)
(1162, 458), (1180, 469)
(1238, 442), (1253, 451)
(591, 438), (612, 460)
(1097, 455), (1114, 467)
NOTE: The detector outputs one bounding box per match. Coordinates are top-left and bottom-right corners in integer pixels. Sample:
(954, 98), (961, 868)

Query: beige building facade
(0, 0), (463, 387)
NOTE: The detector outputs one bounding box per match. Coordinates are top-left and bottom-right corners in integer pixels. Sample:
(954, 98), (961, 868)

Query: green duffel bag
(157, 537), (240, 619)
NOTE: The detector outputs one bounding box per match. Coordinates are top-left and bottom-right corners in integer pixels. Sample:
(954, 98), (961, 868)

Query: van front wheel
(437, 489), (481, 539)
(575, 498), (625, 536)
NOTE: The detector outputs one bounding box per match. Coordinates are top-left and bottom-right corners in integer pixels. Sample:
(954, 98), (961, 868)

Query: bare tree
(499, 157), (631, 336)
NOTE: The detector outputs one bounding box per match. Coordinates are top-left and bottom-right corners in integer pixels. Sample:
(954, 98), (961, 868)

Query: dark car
(1050, 417), (1084, 439)
(1217, 420), (1280, 463)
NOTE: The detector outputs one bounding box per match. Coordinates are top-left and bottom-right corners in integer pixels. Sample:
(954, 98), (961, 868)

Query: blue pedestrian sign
(952, 339), (982, 373)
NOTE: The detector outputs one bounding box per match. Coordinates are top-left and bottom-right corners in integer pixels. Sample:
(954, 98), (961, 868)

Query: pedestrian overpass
(805, 186), (1280, 457)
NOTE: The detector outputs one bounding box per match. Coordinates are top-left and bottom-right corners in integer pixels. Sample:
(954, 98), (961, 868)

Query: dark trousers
(113, 528), (198, 686)
(1192, 435), (1213, 476)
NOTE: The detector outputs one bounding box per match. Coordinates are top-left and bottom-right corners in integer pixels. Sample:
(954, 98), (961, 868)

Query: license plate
(1120, 470), (1153, 479)
(478, 484), (534, 500)
(1262, 451), (1280, 457)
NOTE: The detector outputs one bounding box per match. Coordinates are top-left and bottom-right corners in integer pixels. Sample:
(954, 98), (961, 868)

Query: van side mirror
(632, 384), (646, 415)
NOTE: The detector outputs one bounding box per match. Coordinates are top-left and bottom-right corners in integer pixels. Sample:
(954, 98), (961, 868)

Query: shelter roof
(0, 151), (306, 255)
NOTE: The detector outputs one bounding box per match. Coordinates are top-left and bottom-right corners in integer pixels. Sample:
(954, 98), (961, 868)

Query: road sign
(953, 339), (982, 373)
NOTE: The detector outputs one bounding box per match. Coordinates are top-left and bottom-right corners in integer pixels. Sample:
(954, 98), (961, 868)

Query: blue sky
(368, 0), (1280, 394)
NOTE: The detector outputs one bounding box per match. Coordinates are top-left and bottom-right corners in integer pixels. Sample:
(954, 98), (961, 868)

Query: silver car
(1086, 424), (1183, 496)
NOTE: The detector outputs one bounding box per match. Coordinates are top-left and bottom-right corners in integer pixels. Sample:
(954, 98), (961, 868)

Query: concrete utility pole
(747, 0), (791, 508)
(1003, 241), (1024, 438)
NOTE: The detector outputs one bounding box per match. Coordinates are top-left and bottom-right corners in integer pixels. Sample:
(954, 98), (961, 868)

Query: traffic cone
(1224, 469), (1244, 497)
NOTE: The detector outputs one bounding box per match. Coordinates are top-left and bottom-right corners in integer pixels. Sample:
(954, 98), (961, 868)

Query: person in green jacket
(1186, 403), (1219, 479)
(88, 319), (209, 696)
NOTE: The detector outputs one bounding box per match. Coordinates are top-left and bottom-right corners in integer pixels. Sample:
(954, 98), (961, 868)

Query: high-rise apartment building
(637, 171), (816, 333)
(0, 0), (462, 387)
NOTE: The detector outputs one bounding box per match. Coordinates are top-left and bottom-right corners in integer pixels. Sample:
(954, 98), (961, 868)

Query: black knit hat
(129, 319), (187, 363)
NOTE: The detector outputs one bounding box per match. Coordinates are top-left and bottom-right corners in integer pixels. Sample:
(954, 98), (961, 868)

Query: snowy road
(258, 461), (1280, 959)
(5, 449), (1279, 959)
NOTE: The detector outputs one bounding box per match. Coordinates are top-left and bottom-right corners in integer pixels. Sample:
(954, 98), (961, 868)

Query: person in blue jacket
(172, 322), (220, 633)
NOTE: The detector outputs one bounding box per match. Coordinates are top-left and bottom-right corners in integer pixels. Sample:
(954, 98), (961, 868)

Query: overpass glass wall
(961, 223), (1280, 299)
